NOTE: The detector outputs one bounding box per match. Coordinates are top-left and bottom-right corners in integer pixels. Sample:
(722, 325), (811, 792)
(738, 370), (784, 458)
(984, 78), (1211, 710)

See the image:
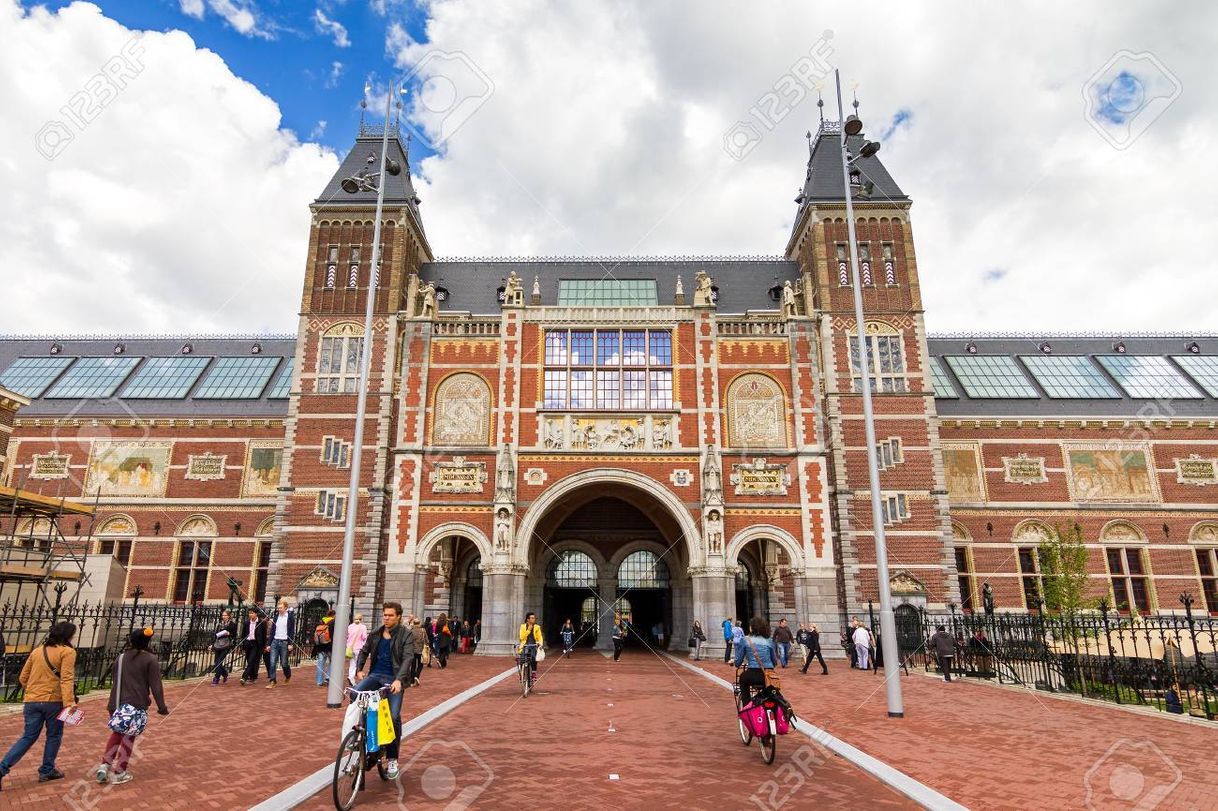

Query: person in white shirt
(266, 600), (295, 689)
(852, 623), (872, 671)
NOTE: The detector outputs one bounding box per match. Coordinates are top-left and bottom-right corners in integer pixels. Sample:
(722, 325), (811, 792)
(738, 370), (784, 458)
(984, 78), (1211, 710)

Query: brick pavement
(296, 650), (916, 811)
(688, 655), (1218, 810)
(0, 653), (508, 809)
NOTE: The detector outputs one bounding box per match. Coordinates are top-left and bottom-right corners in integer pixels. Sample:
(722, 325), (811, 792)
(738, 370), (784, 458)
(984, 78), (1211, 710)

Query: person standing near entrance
(852, 622), (872, 671)
(611, 613), (627, 662)
(435, 613), (452, 669)
(239, 608), (268, 685)
(0, 621), (77, 790)
(929, 625), (955, 683)
(721, 616), (733, 663)
(560, 619), (575, 656)
(730, 620), (745, 668)
(651, 621), (665, 649)
(798, 623), (828, 675)
(266, 599), (295, 688)
(689, 620), (706, 660)
(772, 619), (794, 668)
(312, 607), (335, 688)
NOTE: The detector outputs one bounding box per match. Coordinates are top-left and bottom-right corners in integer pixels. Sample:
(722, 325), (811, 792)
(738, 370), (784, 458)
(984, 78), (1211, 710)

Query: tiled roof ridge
(929, 331), (1217, 340)
(0, 333), (297, 341)
(431, 255), (789, 263)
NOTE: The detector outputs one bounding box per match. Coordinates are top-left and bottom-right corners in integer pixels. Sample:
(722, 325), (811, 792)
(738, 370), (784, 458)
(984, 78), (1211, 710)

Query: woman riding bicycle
(518, 612), (544, 677)
(560, 619), (575, 656)
(733, 616), (776, 705)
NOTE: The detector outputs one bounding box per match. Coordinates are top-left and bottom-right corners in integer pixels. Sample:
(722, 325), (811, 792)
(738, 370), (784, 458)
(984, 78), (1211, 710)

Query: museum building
(1, 121), (1216, 653)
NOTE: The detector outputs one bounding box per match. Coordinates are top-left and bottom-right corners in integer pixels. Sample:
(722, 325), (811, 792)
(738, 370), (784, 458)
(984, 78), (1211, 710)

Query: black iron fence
(893, 601), (1218, 721)
(0, 596), (313, 702)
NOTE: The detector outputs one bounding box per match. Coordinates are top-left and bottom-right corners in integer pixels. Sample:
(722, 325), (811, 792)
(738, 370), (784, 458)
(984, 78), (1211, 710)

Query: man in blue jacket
(721, 616), (734, 663)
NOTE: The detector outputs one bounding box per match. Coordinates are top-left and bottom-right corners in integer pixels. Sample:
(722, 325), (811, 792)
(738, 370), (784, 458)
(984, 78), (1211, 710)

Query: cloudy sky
(3, 0), (1216, 335)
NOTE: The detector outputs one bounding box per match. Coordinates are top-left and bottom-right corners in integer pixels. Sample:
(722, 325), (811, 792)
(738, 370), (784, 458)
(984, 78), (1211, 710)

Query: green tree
(1038, 522), (1094, 618)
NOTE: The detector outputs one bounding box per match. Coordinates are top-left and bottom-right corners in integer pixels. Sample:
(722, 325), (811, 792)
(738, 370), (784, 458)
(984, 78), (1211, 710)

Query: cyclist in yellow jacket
(517, 612), (544, 679)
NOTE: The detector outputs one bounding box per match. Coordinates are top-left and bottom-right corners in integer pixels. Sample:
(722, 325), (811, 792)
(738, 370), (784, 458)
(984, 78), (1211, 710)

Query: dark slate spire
(315, 124), (424, 224)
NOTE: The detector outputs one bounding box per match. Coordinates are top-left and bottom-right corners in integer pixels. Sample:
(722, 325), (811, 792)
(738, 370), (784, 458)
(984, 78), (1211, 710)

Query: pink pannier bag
(738, 702), (770, 737)
(774, 705), (792, 735)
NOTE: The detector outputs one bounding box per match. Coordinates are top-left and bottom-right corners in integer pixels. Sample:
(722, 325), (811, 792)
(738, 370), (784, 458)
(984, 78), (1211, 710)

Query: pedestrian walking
(407, 617), (425, 686)
(239, 608), (269, 685)
(721, 616), (734, 663)
(731, 620), (745, 667)
(688, 620), (706, 660)
(210, 609), (237, 685)
(652, 621), (666, 649)
(266, 599), (295, 688)
(929, 625), (955, 683)
(345, 613), (368, 685)
(435, 614), (452, 668)
(460, 620), (473, 654)
(423, 617), (436, 668)
(560, 619), (575, 656)
(797, 623), (829, 675)
(93, 628), (169, 786)
(611, 613), (627, 662)
(0, 621), (77, 790)
(843, 617), (860, 668)
(472, 620), (481, 652)
(772, 619), (794, 668)
(312, 606), (335, 687)
(852, 623), (872, 671)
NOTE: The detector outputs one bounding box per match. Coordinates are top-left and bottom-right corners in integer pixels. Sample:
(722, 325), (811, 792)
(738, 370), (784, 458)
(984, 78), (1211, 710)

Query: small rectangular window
(349, 246), (360, 264)
(327, 245), (339, 263)
(858, 242), (871, 261)
(882, 243), (894, 262)
(835, 244), (847, 261)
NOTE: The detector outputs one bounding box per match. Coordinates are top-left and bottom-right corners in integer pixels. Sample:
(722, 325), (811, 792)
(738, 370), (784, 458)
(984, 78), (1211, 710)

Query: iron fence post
(1099, 599), (1118, 704)
(1180, 593), (1212, 720)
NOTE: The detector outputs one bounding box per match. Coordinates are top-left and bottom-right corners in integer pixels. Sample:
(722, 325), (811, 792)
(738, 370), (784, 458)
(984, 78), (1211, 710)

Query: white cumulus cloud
(313, 8), (349, 48)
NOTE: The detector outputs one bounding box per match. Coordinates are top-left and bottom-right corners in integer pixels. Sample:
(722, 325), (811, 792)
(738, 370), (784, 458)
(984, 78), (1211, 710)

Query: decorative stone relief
(1175, 455), (1218, 485)
(731, 458), (791, 496)
(1013, 521), (1054, 546)
(702, 445), (724, 507)
(299, 566), (340, 588)
(540, 415), (676, 451)
(524, 468), (547, 486)
(433, 374), (491, 446)
(669, 469), (692, 487)
(97, 515), (136, 535)
(429, 457), (487, 493)
(185, 453), (227, 482)
(1191, 522), (1218, 544)
(1002, 454), (1047, 484)
(652, 418), (673, 449)
(495, 445), (516, 502)
(890, 571), (927, 595)
(30, 452), (70, 479)
(726, 374), (786, 449)
(1100, 521), (1146, 543)
(177, 516), (217, 536)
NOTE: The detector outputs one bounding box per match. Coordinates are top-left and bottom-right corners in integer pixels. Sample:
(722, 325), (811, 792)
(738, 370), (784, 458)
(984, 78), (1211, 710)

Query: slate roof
(314, 127), (424, 230)
(418, 258), (802, 315)
(791, 125), (909, 239)
(928, 335), (1218, 419)
(0, 337), (295, 419)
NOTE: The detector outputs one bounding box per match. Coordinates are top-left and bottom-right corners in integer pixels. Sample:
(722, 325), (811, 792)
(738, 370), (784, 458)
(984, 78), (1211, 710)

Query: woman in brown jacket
(95, 628), (169, 785)
(0, 621), (77, 790)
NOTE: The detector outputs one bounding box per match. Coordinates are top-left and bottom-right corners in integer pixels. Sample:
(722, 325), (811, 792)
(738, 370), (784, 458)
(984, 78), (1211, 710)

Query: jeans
(315, 650), (331, 686)
(269, 639), (291, 682)
(855, 642), (871, 671)
(354, 674), (402, 760)
(776, 642), (790, 667)
(1, 701), (65, 777)
(723, 640), (733, 663)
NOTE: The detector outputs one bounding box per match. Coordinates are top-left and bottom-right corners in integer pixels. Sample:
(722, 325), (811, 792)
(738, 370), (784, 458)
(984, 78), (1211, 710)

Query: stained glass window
(1018, 355), (1120, 399)
(1172, 355), (1218, 398)
(193, 357), (279, 399)
(1096, 355), (1201, 399)
(120, 356), (211, 399)
(0, 356), (74, 398)
(943, 355), (1039, 399)
(44, 357), (140, 399)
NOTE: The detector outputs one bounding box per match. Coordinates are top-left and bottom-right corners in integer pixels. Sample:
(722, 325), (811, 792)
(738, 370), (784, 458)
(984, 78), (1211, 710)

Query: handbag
(107, 653), (149, 737)
(745, 636), (782, 691)
(421, 644), (432, 665)
(213, 631), (232, 652)
(535, 646), (546, 662)
(365, 704), (379, 753)
(376, 697), (396, 744)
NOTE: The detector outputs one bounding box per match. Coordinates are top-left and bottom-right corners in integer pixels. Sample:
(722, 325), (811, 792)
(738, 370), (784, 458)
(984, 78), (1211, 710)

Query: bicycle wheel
(734, 694), (752, 745)
(375, 751), (389, 781)
(760, 733), (776, 765)
(521, 662), (532, 697)
(333, 729), (365, 810)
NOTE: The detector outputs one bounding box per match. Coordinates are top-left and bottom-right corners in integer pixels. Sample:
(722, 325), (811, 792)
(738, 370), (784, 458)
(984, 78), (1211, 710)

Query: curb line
(251, 666), (517, 811)
(666, 654), (970, 811)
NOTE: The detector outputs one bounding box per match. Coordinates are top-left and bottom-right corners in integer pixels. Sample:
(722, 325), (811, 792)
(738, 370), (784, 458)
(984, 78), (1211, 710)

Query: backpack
(314, 621), (331, 645)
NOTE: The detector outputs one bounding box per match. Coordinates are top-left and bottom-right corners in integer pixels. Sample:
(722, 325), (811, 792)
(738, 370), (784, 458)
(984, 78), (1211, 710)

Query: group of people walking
(715, 616), (830, 675)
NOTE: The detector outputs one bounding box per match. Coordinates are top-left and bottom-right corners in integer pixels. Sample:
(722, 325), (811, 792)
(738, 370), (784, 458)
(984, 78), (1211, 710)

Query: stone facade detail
(429, 457), (487, 493)
(730, 458), (791, 496)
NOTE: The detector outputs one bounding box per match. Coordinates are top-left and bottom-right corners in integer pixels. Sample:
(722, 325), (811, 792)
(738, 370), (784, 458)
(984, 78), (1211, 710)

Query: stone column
(476, 564), (526, 656)
(691, 568), (734, 661)
(794, 566), (845, 659)
(594, 573), (617, 650)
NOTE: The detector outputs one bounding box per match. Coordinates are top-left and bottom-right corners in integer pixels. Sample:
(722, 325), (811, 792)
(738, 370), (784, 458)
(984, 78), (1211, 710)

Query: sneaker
(38, 769), (65, 783)
(94, 764), (109, 784)
(284, 675), (291, 684)
(266, 681), (276, 689)
(386, 760), (400, 780)
(412, 677), (420, 687)
(110, 771), (133, 785)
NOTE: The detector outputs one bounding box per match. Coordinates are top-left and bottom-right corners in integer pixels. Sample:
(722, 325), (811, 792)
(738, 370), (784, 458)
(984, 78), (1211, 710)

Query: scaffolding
(0, 484), (97, 612)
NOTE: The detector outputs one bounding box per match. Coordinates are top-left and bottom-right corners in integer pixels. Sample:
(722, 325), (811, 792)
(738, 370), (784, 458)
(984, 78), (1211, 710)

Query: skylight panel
(1096, 355), (1202, 399)
(928, 358), (958, 398)
(0, 356), (75, 398)
(943, 355), (1039, 399)
(1172, 355), (1218, 398)
(120, 356), (212, 399)
(44, 357), (140, 399)
(1018, 355), (1120, 399)
(193, 356), (280, 399)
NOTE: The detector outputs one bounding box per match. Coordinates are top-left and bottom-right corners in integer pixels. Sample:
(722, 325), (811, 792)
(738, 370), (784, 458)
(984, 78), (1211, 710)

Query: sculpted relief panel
(433, 374), (492, 447)
(726, 373), (787, 450)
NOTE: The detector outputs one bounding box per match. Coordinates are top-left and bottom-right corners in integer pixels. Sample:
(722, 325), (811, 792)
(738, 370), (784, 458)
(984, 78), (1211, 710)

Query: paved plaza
(2, 649), (1215, 810)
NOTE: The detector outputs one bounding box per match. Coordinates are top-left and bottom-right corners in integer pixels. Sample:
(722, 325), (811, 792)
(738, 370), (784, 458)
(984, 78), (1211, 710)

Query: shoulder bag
(745, 636), (781, 691)
(107, 653), (149, 738)
(41, 645), (77, 705)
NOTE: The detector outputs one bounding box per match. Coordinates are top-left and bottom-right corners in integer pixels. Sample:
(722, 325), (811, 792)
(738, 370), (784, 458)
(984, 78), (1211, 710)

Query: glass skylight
(1172, 355), (1218, 398)
(44, 357), (140, 399)
(193, 356), (280, 399)
(557, 279), (659, 306)
(928, 358), (958, 398)
(0, 356), (75, 398)
(943, 355), (1039, 399)
(120, 356), (211, 399)
(1018, 355), (1120, 399)
(1096, 355), (1202, 399)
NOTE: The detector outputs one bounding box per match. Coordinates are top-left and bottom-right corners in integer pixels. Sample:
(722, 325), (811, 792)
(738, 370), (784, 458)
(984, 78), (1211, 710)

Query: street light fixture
(325, 80), (407, 709)
(834, 68), (904, 718)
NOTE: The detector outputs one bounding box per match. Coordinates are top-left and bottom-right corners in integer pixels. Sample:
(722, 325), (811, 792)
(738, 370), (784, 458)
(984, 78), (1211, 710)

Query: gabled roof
(315, 126), (424, 226)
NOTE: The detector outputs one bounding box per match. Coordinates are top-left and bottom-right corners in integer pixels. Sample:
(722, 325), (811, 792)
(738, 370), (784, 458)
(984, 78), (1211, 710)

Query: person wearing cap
(94, 628), (169, 786)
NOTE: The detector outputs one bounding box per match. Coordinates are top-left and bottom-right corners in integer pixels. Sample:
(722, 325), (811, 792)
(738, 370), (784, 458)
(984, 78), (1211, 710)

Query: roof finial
(816, 88), (824, 124)
(404, 131), (412, 161)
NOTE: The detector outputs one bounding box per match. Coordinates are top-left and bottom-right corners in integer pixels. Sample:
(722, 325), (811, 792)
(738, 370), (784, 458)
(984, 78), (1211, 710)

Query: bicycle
(733, 672), (778, 765)
(332, 686), (394, 810)
(517, 643), (537, 698)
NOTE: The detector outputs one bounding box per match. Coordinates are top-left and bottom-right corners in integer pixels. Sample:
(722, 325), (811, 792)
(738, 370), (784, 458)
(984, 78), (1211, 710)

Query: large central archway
(517, 470), (699, 651)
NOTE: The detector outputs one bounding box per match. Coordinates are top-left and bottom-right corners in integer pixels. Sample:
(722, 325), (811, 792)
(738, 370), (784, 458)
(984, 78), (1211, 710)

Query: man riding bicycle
(518, 612), (544, 677)
(353, 601), (412, 779)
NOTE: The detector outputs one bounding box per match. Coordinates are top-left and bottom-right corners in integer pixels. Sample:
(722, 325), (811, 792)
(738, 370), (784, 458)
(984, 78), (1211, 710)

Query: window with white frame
(315, 490), (347, 522)
(880, 493), (909, 525)
(317, 324), (364, 394)
(543, 329), (672, 410)
(876, 437), (903, 469)
(320, 436), (351, 468)
(1197, 548), (1218, 616)
(849, 324), (907, 393)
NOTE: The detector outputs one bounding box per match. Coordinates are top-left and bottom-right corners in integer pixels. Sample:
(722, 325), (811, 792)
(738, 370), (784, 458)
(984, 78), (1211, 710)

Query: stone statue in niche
(705, 509), (723, 555)
(982, 582), (995, 616)
(781, 280), (796, 317)
(495, 444), (515, 502)
(702, 445), (724, 506)
(495, 507), (512, 551)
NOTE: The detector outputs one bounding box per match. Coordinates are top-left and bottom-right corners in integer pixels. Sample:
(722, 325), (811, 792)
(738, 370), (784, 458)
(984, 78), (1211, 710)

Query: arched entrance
(730, 533), (802, 625)
(522, 474), (694, 652)
(423, 535), (484, 625)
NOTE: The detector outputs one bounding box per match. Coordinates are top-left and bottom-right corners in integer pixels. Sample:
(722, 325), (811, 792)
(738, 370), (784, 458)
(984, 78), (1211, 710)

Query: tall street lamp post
(834, 68), (904, 718)
(325, 81), (404, 708)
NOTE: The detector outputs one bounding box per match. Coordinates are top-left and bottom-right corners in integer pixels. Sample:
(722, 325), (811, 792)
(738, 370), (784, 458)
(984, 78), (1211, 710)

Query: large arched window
(1100, 521), (1152, 615)
(848, 322), (907, 393)
(467, 557), (483, 588)
(725, 373), (787, 449)
(317, 323), (364, 393)
(617, 550), (669, 589)
(547, 550), (598, 589)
